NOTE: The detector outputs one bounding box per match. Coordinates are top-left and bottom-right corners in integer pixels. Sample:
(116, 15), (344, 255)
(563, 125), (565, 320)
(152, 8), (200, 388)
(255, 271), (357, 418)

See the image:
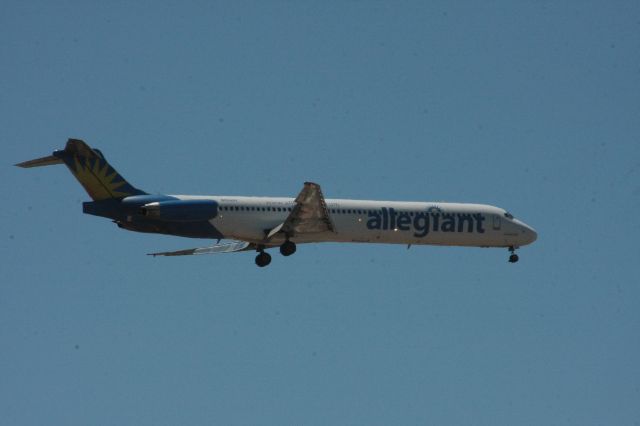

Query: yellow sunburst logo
(71, 155), (132, 200)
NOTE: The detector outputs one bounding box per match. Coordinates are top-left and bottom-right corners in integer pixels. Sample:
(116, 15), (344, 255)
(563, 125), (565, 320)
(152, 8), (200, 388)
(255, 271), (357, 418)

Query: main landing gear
(255, 247), (272, 267)
(508, 246), (519, 263)
(255, 241), (297, 267)
(280, 240), (296, 256)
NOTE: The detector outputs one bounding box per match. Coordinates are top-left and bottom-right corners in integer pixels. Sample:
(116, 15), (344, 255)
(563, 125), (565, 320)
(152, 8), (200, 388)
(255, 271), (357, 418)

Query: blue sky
(1, 1), (639, 425)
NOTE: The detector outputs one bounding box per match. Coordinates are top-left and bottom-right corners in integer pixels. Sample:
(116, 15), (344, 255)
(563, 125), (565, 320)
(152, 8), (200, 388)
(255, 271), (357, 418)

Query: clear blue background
(2, 1), (639, 425)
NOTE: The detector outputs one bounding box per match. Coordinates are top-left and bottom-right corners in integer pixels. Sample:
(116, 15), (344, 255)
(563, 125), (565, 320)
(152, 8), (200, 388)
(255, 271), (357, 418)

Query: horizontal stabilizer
(16, 139), (146, 200)
(15, 155), (64, 168)
(148, 240), (253, 257)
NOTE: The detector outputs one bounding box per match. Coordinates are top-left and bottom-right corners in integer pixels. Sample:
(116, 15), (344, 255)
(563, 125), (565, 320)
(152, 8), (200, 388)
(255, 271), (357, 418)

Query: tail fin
(16, 138), (147, 201)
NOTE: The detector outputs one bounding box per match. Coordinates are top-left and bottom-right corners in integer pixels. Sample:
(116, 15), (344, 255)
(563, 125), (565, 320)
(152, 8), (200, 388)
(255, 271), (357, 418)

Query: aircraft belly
(211, 216), (282, 242)
(210, 218), (251, 241)
(332, 226), (505, 247)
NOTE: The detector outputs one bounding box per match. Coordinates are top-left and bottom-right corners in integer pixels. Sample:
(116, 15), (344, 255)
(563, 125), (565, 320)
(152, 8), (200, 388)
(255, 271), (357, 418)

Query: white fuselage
(172, 195), (538, 249)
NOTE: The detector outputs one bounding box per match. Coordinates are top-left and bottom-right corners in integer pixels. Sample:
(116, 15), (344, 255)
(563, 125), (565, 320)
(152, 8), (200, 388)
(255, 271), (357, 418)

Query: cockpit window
(504, 212), (514, 219)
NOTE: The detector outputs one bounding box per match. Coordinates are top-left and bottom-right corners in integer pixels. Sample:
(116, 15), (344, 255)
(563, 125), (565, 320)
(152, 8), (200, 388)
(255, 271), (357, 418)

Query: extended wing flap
(279, 182), (334, 237)
(148, 240), (253, 257)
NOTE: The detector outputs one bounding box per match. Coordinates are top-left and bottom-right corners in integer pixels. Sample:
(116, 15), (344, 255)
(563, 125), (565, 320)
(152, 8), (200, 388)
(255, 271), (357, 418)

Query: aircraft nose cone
(513, 219), (538, 245)
(521, 223), (537, 245)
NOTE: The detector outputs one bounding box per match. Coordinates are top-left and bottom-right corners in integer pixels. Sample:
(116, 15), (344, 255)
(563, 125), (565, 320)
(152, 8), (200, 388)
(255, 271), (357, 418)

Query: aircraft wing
(267, 181), (335, 240)
(148, 240), (254, 256)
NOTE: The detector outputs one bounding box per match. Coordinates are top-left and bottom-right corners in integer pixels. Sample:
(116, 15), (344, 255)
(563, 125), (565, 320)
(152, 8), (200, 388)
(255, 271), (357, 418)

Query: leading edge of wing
(148, 240), (254, 257)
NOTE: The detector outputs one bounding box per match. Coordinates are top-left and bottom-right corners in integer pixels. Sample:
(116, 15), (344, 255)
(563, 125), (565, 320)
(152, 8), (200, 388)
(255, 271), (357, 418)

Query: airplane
(16, 139), (537, 267)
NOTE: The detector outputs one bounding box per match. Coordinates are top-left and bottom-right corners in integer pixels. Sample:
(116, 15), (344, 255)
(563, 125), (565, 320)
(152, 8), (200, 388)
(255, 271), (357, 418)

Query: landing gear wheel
(509, 254), (519, 263)
(255, 251), (272, 267)
(280, 240), (296, 257)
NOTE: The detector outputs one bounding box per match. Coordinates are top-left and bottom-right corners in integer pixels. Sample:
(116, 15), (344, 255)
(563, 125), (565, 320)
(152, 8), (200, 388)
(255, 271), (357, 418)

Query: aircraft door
(492, 215), (501, 230)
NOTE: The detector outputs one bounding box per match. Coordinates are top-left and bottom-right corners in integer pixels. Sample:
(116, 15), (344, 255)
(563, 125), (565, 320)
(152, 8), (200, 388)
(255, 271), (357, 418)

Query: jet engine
(139, 200), (218, 222)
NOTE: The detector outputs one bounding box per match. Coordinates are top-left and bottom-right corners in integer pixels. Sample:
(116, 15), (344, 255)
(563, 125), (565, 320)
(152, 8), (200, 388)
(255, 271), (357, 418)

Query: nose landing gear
(508, 246), (519, 263)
